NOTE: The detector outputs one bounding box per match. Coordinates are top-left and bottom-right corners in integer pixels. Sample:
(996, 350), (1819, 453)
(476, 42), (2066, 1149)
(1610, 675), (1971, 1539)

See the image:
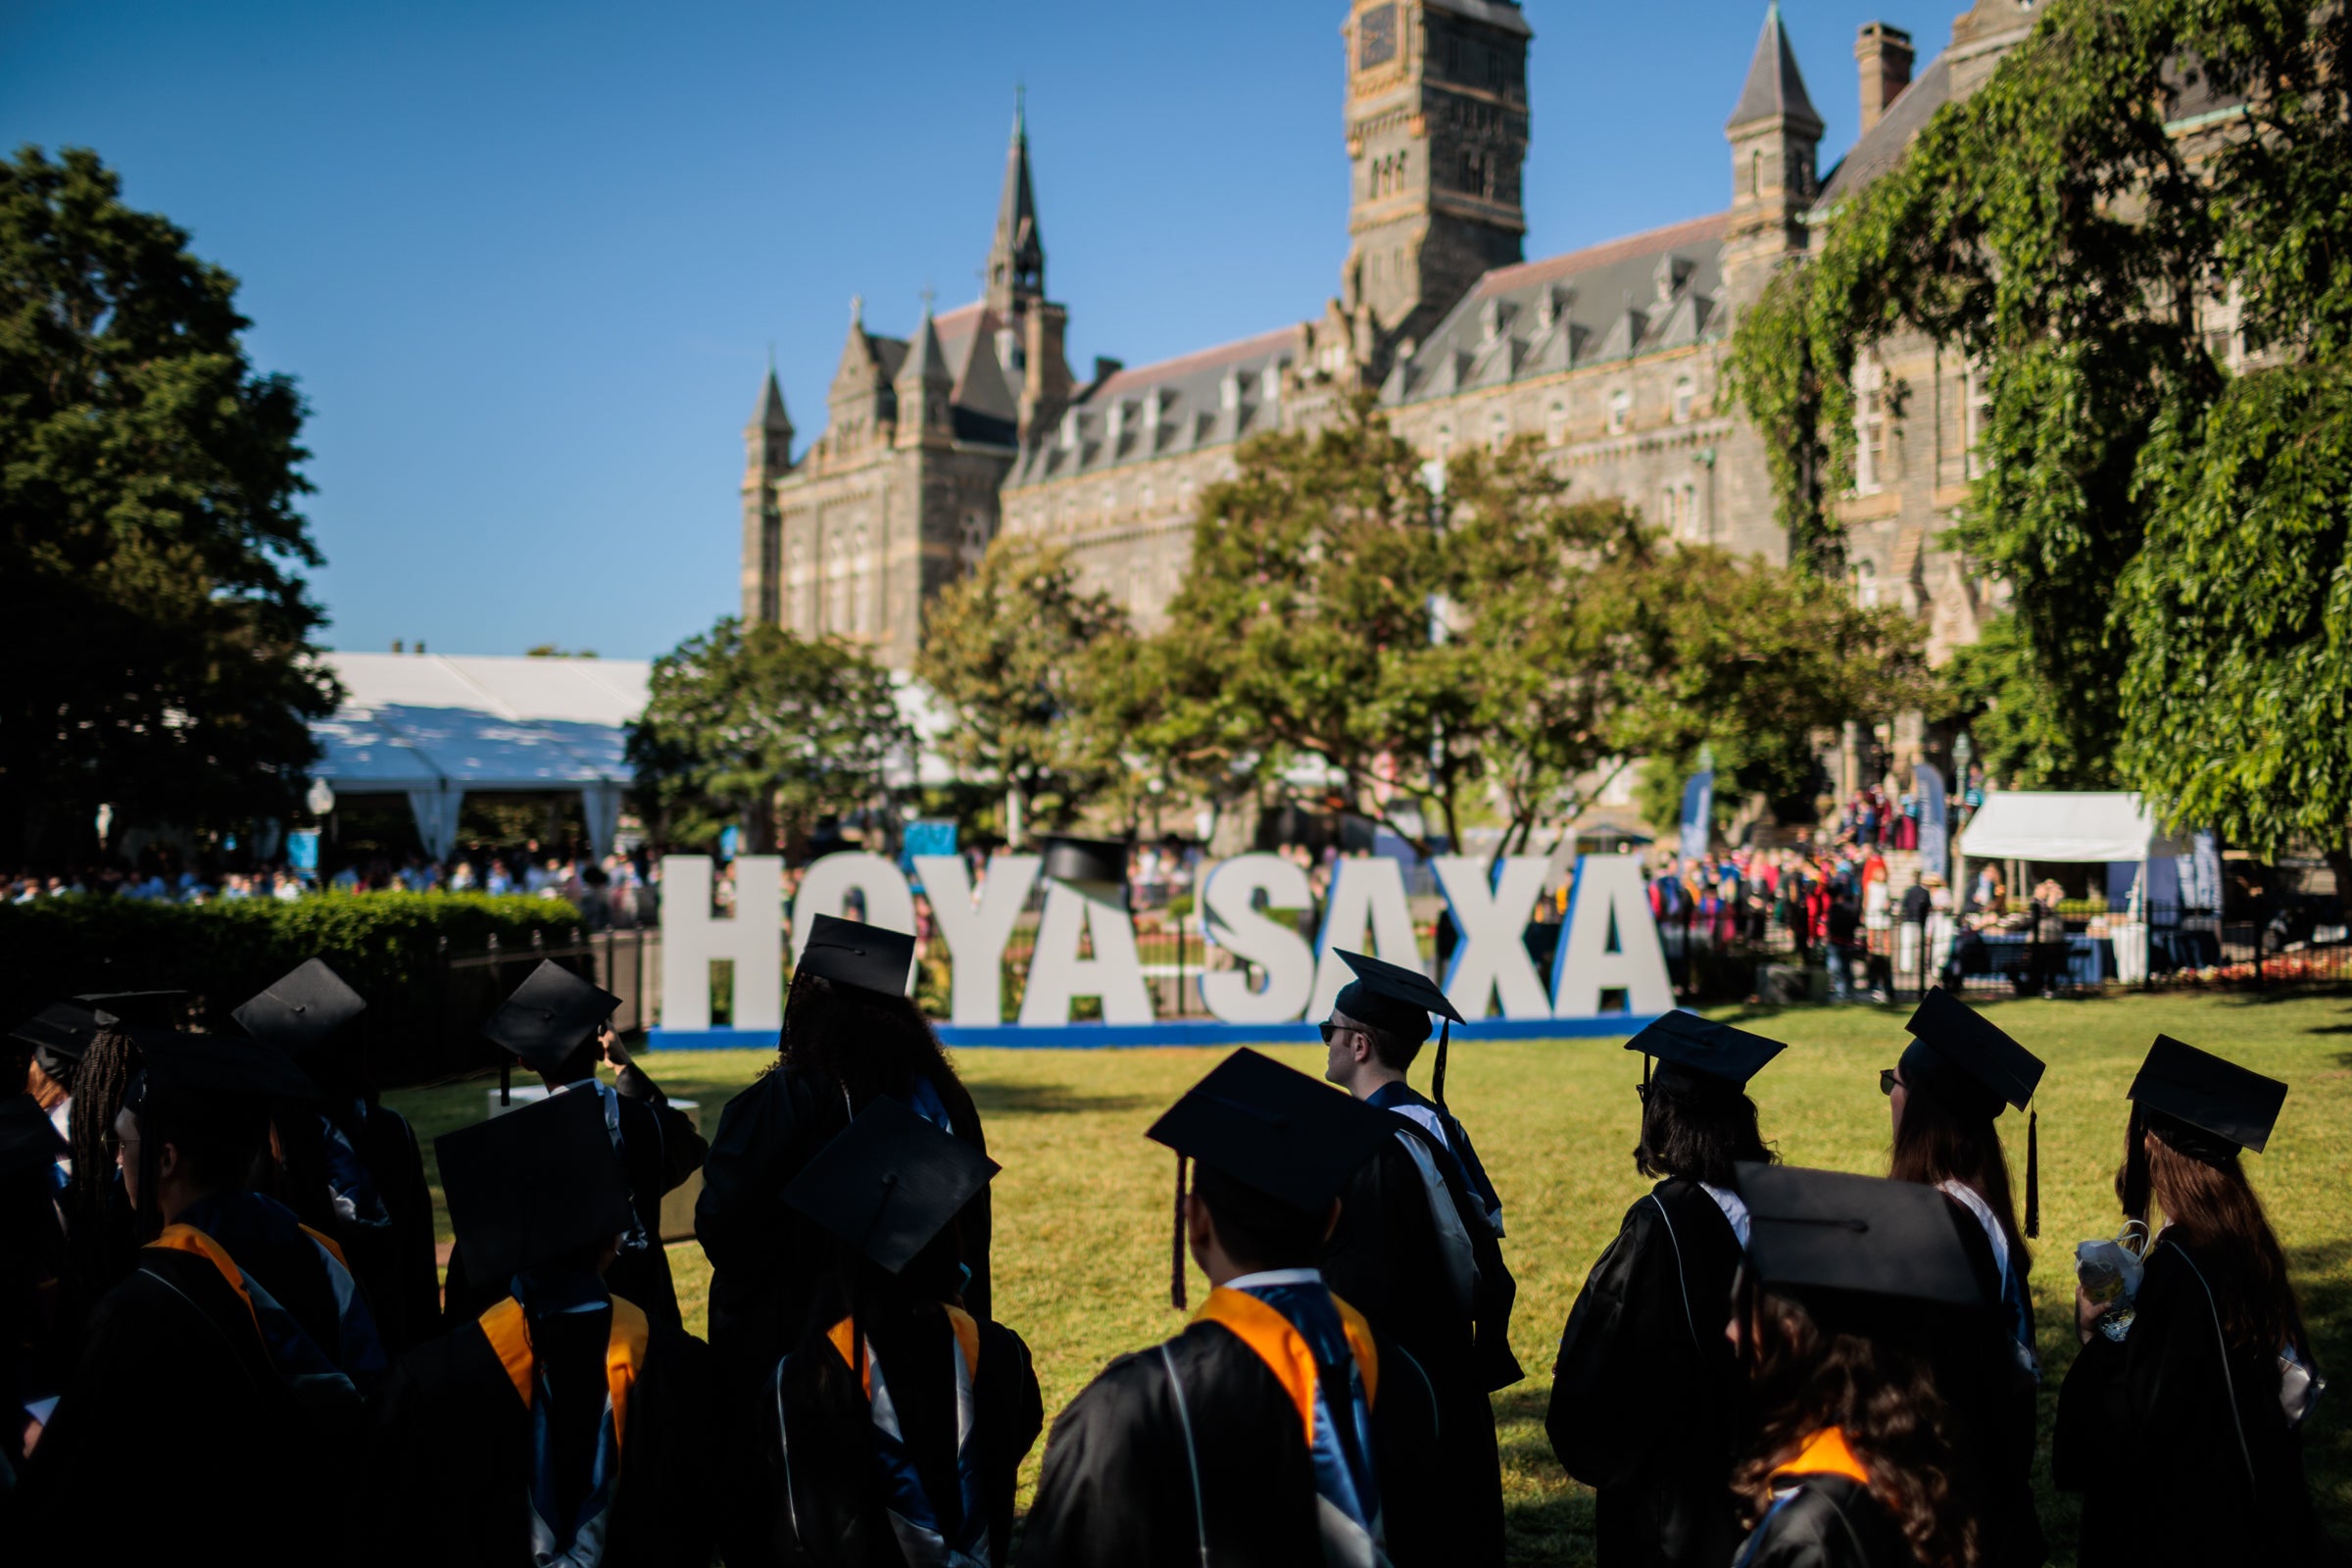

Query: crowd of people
(3, 915), (2338, 1568)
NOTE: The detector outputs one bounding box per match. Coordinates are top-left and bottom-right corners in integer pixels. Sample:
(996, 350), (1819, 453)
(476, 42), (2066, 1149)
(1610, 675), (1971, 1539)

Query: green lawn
(387, 991), (2352, 1565)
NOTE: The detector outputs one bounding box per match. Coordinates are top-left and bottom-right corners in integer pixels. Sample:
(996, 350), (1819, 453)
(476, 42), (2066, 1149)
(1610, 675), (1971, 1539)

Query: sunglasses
(1880, 1068), (1899, 1097)
(1319, 1021), (1347, 1044)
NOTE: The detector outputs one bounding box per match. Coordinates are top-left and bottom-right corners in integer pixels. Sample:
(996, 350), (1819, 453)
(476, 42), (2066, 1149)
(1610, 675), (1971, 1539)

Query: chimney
(1855, 23), (1914, 138)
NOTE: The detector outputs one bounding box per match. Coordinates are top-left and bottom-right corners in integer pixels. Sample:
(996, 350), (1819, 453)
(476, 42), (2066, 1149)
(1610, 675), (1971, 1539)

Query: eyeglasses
(1879, 1068), (1899, 1097)
(1319, 1021), (1344, 1044)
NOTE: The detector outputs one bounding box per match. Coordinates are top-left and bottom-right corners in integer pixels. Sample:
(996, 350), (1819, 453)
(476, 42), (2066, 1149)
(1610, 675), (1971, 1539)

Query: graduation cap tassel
(1171, 1153), (1189, 1313)
(2025, 1106), (2039, 1240)
(1432, 1018), (1451, 1111)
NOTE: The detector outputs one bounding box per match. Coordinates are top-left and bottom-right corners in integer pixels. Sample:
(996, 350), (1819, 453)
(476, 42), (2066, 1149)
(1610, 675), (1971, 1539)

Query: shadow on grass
(965, 1080), (1155, 1117)
(2288, 1237), (2352, 1547)
(1495, 1383), (1598, 1567)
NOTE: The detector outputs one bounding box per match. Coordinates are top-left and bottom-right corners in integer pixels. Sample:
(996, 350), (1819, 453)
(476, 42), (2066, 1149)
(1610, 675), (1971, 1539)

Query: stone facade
(744, 0), (2060, 669)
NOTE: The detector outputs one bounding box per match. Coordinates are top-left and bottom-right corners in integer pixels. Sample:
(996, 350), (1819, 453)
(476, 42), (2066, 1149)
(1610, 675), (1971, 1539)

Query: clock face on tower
(1358, 3), (1397, 70)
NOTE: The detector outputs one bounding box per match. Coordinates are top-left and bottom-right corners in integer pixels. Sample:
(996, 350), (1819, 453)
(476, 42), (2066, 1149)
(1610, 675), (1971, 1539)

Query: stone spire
(895, 297), (956, 446)
(984, 90), (1046, 317)
(749, 362), (792, 442)
(1727, 1), (1824, 135)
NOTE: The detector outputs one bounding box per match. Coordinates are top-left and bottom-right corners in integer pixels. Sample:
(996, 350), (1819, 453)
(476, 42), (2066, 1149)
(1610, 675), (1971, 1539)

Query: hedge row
(0, 894), (586, 1088)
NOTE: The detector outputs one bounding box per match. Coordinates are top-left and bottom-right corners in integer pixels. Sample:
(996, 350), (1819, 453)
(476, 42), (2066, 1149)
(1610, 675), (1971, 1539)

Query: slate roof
(835, 300), (1018, 449)
(1010, 324), (1299, 483)
(1728, 1), (1823, 133)
(1382, 212), (1731, 407)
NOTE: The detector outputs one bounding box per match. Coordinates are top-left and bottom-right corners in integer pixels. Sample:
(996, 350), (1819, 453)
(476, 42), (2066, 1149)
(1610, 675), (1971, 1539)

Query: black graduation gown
(1323, 1109), (1514, 1567)
(0, 1162), (76, 1486)
(1932, 1194), (2045, 1568)
(444, 1066), (707, 1332)
(730, 1305), (1043, 1568)
(2054, 1238), (2335, 1568)
(16, 1247), (343, 1565)
(697, 1063), (991, 1387)
(330, 1099), (441, 1355)
(1548, 1179), (1747, 1568)
(1018, 1311), (1442, 1568)
(364, 1298), (718, 1568)
(1730, 1473), (1916, 1568)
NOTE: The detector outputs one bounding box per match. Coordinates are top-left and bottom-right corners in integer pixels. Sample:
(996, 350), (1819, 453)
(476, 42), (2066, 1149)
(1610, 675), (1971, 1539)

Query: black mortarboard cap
(1737, 1162), (1984, 1316)
(1900, 988), (2044, 1119)
(2128, 1035), (2287, 1157)
(481, 960), (620, 1075)
(1627, 1009), (1786, 1086)
(798, 913), (917, 999)
(1332, 947), (1466, 1106)
(436, 1089), (635, 1284)
(782, 1095), (999, 1273)
(12, 1003), (101, 1078)
(73, 991), (187, 1029)
(131, 1032), (323, 1105)
(0, 1094), (68, 1178)
(1148, 1048), (1395, 1215)
(233, 957), (368, 1054)
(1040, 835), (1129, 888)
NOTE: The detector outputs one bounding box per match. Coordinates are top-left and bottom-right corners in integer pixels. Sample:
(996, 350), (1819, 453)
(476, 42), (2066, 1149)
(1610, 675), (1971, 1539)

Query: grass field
(386, 991), (2352, 1565)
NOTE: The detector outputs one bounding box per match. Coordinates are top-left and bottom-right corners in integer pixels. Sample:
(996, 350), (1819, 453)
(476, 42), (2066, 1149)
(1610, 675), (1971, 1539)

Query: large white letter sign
(790, 853), (921, 987)
(1019, 882), (1154, 1026)
(659, 856), (784, 1031)
(1308, 857), (1425, 1020)
(1200, 853), (1316, 1024)
(1550, 854), (1674, 1017)
(914, 854), (1041, 1027)
(1432, 856), (1554, 1020)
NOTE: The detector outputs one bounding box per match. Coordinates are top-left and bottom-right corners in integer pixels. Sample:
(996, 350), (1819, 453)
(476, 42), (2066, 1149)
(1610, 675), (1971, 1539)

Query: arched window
(1545, 399), (1568, 447)
(1608, 388), (1631, 434)
(1489, 408), (1510, 453)
(786, 536), (808, 630)
(1673, 376), (1695, 424)
(1855, 356), (1889, 495)
(852, 523), (871, 635)
(1750, 148), (1763, 197)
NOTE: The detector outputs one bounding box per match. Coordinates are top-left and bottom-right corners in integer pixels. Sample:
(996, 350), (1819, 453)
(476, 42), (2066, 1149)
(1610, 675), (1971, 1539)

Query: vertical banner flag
(1678, 769), (1715, 864)
(1914, 761), (1949, 879)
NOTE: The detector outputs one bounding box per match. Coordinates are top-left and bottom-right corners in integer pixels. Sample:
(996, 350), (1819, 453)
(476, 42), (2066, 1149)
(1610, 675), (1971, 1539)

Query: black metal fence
(391, 925), (660, 1088)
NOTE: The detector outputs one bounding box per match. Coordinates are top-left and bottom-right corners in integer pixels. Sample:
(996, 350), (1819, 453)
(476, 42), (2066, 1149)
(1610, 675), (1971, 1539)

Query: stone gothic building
(743, 0), (2050, 672)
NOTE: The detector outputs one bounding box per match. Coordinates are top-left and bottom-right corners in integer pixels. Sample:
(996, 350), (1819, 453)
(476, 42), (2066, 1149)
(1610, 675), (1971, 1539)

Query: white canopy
(312, 653), (651, 858)
(1956, 791), (2179, 863)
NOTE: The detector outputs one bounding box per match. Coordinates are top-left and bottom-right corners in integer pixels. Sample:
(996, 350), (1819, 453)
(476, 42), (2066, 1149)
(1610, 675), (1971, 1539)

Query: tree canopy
(1727, 0), (2352, 858)
(0, 145), (337, 862)
(628, 618), (906, 854)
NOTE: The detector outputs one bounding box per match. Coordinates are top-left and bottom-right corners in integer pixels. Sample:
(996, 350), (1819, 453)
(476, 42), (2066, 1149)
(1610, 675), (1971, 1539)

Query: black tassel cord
(1431, 1019), (1451, 1110)
(1171, 1152), (1189, 1312)
(2024, 1106), (2039, 1239)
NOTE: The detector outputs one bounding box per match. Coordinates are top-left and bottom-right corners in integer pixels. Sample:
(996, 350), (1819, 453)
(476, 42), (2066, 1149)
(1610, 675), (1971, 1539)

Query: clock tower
(1341, 0), (1531, 374)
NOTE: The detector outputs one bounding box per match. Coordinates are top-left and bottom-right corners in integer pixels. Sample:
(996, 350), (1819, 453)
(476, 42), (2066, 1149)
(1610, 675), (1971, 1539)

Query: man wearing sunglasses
(1318, 949), (1517, 1568)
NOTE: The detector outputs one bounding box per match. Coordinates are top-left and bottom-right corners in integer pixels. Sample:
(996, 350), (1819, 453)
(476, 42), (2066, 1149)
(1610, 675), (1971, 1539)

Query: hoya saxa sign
(646, 852), (1671, 1049)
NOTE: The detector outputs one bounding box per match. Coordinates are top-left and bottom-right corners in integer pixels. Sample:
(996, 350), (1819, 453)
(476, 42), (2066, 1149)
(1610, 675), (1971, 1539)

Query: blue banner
(286, 829), (319, 874)
(1678, 769), (1714, 864)
(1915, 762), (1949, 879)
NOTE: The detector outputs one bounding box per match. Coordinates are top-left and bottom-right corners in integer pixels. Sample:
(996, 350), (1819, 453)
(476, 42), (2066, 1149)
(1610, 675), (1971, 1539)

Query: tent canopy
(1955, 791), (2179, 863)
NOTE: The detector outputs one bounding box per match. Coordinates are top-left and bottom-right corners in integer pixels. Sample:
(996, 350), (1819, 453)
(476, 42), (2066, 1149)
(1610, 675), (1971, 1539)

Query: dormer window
(1479, 298), (1502, 343)
(1220, 370), (1241, 411)
(1262, 363), (1283, 403)
(1654, 255), (1694, 303)
(1107, 402), (1126, 441)
(1060, 408), (1080, 450)
(1145, 388), (1165, 428)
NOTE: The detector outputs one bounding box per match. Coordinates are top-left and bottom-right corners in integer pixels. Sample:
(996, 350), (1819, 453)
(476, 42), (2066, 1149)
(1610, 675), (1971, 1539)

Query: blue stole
(508, 1266), (630, 1568)
(822, 1307), (990, 1567)
(1230, 1278), (1382, 1543)
(320, 1101), (390, 1231)
(171, 1190), (386, 1392)
(1366, 1081), (1505, 1237)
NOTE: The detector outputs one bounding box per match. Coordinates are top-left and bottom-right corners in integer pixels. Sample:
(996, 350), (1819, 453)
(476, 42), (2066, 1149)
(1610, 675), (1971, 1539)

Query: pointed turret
(745, 362), (795, 477)
(825, 295), (892, 454)
(895, 300), (956, 447)
(1723, 2), (1823, 305)
(985, 92), (1046, 317)
(1727, 1), (1824, 135)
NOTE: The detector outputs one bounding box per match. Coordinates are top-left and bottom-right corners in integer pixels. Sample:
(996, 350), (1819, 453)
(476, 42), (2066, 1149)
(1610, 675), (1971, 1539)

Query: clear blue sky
(3, 0), (1945, 660)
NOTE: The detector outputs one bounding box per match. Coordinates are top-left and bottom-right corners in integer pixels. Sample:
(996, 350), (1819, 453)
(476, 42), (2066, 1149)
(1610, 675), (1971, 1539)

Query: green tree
(1729, 0), (2352, 856)
(627, 618), (907, 854)
(0, 146), (338, 861)
(914, 536), (1128, 839)
(1936, 612), (2111, 789)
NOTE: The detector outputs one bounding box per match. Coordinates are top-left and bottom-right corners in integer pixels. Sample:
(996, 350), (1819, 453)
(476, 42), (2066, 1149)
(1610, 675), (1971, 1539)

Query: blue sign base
(644, 1014), (1663, 1052)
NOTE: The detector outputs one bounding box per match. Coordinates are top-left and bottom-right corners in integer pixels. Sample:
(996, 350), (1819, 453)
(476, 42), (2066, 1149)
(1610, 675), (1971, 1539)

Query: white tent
(1955, 791), (2177, 863)
(311, 654), (651, 859)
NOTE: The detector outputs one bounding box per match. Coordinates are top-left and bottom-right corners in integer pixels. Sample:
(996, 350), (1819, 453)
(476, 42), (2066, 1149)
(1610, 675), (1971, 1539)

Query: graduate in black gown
(10, 1004), (97, 1185)
(2054, 1036), (2338, 1567)
(234, 958), (442, 1353)
(1317, 948), (1518, 1568)
(368, 1089), (718, 1568)
(1549, 1009), (1787, 1568)
(0, 1097), (73, 1495)
(19, 1033), (388, 1564)
(1021, 1048), (1442, 1568)
(731, 1094), (1043, 1568)
(1881, 989), (2046, 1567)
(698, 915), (991, 1392)
(444, 960), (707, 1333)
(1727, 1164), (1998, 1568)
